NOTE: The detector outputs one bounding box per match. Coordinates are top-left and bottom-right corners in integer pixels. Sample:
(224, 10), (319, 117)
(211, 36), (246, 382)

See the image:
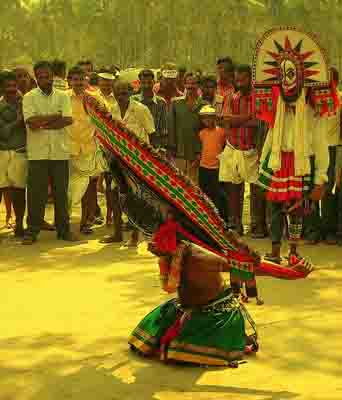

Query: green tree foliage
(1, 0), (342, 71)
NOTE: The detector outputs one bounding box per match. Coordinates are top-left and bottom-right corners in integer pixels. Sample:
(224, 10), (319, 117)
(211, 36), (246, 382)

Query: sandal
(99, 235), (123, 244)
(22, 234), (37, 245)
(122, 239), (138, 248)
(80, 225), (93, 235)
(251, 231), (267, 239)
(6, 218), (15, 230)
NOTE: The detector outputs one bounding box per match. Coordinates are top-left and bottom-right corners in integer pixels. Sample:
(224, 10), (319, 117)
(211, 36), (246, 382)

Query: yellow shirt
(69, 92), (96, 157)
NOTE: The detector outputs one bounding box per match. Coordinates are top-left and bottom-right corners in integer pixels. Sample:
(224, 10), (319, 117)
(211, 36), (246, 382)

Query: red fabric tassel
(153, 219), (178, 254)
(256, 259), (309, 280)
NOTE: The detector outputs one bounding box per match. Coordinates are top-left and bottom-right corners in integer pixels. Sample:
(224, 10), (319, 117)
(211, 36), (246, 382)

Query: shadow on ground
(0, 333), (299, 400)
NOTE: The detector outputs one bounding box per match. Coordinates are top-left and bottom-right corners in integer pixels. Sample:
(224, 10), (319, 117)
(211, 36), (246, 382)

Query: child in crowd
(196, 105), (226, 219)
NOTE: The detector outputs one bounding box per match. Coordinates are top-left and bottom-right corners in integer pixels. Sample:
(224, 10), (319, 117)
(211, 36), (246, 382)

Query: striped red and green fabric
(84, 93), (310, 281)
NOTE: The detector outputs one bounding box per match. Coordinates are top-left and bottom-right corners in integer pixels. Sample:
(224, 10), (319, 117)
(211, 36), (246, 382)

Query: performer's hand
(191, 159), (200, 168)
(309, 184), (325, 201)
(103, 112), (112, 120)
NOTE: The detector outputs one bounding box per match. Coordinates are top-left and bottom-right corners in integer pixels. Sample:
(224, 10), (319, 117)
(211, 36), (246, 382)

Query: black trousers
(198, 167), (226, 220)
(27, 160), (70, 236)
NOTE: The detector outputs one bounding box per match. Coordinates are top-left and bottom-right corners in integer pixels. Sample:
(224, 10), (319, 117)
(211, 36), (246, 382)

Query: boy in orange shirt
(196, 105), (226, 219)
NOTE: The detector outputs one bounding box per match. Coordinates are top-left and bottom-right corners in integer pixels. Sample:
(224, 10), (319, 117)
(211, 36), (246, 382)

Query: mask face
(281, 60), (296, 90)
(280, 59), (302, 102)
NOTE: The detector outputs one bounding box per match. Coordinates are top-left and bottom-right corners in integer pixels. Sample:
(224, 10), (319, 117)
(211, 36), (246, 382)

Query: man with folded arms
(22, 61), (76, 244)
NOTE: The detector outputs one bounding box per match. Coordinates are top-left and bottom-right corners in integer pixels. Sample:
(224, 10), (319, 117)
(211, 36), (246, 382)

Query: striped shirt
(217, 82), (235, 117)
(131, 93), (168, 148)
(227, 92), (256, 151)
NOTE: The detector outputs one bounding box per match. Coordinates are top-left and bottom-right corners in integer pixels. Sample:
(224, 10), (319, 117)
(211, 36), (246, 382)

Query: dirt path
(0, 204), (341, 400)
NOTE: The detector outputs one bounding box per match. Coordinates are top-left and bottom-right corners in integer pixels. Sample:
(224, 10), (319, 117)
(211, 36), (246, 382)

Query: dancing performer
(254, 27), (338, 267)
(83, 79), (312, 367)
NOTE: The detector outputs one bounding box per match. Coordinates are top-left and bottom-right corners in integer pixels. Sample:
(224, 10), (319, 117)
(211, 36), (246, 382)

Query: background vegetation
(1, 0), (342, 72)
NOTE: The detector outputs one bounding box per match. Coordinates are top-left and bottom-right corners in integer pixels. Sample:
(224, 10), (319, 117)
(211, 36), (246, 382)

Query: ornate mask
(252, 27), (330, 103)
(279, 58), (303, 102)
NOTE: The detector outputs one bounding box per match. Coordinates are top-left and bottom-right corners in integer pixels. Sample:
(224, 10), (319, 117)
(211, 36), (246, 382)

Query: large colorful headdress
(253, 27), (338, 123)
(253, 27), (330, 103)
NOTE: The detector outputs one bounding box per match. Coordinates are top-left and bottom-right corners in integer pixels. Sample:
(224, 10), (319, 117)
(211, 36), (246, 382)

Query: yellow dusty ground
(0, 200), (342, 400)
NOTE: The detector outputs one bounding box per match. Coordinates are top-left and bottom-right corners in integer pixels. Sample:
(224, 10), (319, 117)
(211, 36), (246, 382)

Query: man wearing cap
(132, 69), (168, 149)
(168, 72), (207, 183)
(154, 62), (183, 111)
(96, 69), (116, 108)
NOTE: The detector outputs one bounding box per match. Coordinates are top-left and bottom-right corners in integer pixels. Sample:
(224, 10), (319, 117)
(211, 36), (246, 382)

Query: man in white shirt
(100, 80), (155, 246)
(22, 61), (75, 244)
(111, 81), (155, 143)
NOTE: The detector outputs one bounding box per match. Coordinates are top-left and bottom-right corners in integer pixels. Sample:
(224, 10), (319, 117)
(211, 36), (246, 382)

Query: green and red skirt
(128, 288), (257, 366)
(257, 151), (313, 202)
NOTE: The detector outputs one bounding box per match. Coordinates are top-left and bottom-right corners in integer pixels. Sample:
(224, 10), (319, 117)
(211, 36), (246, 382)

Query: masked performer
(83, 77), (312, 367)
(254, 27), (338, 267)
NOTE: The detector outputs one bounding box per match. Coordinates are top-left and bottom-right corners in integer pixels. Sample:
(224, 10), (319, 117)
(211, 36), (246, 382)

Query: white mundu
(0, 150), (27, 188)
